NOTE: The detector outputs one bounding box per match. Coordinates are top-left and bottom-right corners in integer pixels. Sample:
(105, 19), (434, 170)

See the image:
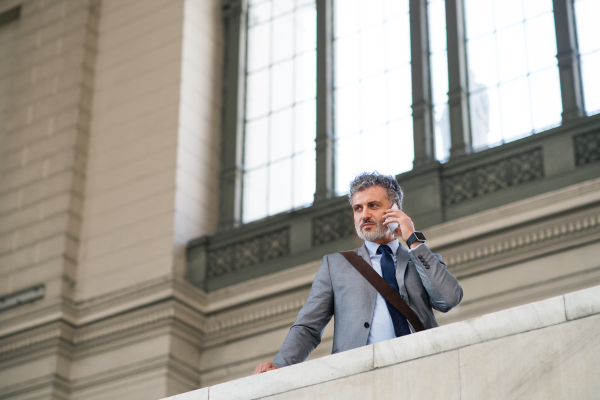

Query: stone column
(553, 0), (585, 120)
(445, 0), (471, 158)
(218, 0), (246, 227)
(410, 0), (436, 167)
(314, 0), (336, 202)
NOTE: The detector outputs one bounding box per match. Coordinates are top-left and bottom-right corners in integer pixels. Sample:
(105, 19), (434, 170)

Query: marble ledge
(163, 284), (600, 400)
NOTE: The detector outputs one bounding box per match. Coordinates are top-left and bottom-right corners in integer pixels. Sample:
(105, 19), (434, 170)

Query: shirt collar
(364, 239), (399, 257)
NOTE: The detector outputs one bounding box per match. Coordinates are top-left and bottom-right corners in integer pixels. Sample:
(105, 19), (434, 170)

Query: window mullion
(410, 0), (436, 167)
(219, 0), (247, 228)
(314, 0), (335, 202)
(445, 0), (471, 158)
(553, 0), (585, 120)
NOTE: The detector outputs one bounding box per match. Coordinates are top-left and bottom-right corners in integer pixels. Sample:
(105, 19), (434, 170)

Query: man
(254, 172), (463, 374)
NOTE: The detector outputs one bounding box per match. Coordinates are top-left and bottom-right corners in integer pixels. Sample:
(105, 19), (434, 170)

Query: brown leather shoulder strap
(339, 251), (426, 333)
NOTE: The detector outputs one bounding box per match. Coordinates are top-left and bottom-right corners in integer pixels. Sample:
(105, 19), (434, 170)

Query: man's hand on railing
(253, 361), (278, 375)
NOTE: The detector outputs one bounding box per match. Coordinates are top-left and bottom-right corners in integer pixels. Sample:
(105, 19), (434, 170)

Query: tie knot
(377, 245), (393, 256)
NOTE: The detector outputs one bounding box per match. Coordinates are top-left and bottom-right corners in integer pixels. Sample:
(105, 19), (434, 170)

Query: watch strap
(406, 231), (426, 248)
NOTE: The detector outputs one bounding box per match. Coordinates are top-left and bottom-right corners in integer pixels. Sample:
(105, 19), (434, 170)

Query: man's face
(351, 186), (392, 242)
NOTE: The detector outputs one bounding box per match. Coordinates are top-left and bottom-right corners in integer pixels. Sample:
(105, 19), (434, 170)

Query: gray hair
(348, 172), (403, 208)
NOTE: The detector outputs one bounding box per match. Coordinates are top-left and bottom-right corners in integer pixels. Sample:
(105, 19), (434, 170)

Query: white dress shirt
(365, 239), (420, 345)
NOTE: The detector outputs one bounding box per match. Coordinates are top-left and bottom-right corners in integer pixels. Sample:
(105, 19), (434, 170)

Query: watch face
(414, 231), (426, 241)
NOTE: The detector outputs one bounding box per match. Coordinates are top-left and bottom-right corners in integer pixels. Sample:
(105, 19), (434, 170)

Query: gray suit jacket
(273, 242), (463, 367)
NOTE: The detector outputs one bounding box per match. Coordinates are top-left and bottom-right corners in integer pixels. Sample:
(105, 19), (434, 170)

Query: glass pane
(245, 117), (269, 170)
(243, 1), (316, 222)
(525, 13), (557, 73)
(466, 0), (560, 149)
(574, 0), (600, 55)
(388, 118), (414, 174)
(386, 65), (412, 121)
(295, 50), (316, 103)
(335, 83), (361, 139)
(523, 0), (553, 19)
(271, 59), (294, 111)
(434, 104), (450, 160)
(428, 0), (447, 53)
(334, 0), (359, 38)
(247, 23), (271, 72)
(496, 25), (528, 83)
(295, 6), (316, 53)
(499, 77), (532, 141)
(464, 0), (495, 39)
(334, 1), (412, 194)
(270, 108), (293, 162)
(273, 13), (294, 64)
(574, 0), (600, 116)
(246, 69), (270, 119)
(293, 149), (316, 208)
(249, 2), (271, 26)
(294, 99), (316, 153)
(360, 25), (386, 78)
(385, 18), (410, 69)
(335, 135), (362, 194)
(243, 167), (268, 223)
(361, 74), (387, 130)
(362, 125), (389, 173)
(494, 0), (523, 30)
(273, 0), (294, 18)
(467, 35), (499, 89)
(361, 0), (385, 30)
(529, 68), (561, 131)
(430, 51), (448, 106)
(268, 158), (292, 215)
(470, 86), (493, 150)
(334, 34), (361, 87)
(581, 51), (600, 115)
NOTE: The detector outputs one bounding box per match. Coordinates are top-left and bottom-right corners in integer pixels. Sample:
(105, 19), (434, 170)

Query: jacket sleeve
(408, 244), (463, 313)
(272, 256), (334, 368)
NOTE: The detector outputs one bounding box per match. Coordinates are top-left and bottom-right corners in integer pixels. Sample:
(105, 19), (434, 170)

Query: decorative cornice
(0, 328), (62, 356)
(445, 209), (600, 274)
(73, 307), (176, 345)
(205, 296), (306, 334)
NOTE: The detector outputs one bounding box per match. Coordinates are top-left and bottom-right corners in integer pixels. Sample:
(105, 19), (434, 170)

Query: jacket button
(364, 322), (370, 328)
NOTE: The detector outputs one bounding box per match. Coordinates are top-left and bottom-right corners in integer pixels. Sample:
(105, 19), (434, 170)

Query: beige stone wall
(0, 1), (223, 399)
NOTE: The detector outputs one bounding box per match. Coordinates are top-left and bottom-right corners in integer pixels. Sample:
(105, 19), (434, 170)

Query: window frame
(218, 0), (587, 228)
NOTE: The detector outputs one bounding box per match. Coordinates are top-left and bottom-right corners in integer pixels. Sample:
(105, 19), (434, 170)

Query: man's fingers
(253, 362), (278, 375)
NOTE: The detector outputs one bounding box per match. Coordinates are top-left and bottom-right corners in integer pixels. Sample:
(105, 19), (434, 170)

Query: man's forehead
(351, 186), (388, 205)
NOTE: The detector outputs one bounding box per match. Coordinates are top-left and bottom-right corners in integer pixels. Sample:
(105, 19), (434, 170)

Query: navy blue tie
(377, 245), (411, 337)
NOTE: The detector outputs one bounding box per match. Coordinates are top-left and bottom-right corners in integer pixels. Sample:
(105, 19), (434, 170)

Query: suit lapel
(395, 243), (410, 303)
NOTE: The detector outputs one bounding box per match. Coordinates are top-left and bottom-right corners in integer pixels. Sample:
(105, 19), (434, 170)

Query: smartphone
(386, 204), (399, 234)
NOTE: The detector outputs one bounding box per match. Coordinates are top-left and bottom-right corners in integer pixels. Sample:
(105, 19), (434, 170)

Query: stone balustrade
(161, 284), (600, 400)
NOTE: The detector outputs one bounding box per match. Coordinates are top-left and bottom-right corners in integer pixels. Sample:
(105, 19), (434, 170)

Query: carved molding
(73, 308), (176, 344)
(445, 210), (600, 272)
(0, 328), (61, 355)
(207, 228), (290, 279)
(574, 129), (600, 166)
(442, 148), (544, 206)
(312, 208), (355, 246)
(205, 296), (306, 334)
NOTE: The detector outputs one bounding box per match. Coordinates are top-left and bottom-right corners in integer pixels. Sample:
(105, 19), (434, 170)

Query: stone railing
(161, 284), (600, 400)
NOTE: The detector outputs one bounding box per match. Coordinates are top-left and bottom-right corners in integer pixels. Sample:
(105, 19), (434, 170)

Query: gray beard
(355, 221), (389, 242)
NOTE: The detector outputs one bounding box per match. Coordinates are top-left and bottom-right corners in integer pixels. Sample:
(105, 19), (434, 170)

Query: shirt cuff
(407, 243), (423, 252)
